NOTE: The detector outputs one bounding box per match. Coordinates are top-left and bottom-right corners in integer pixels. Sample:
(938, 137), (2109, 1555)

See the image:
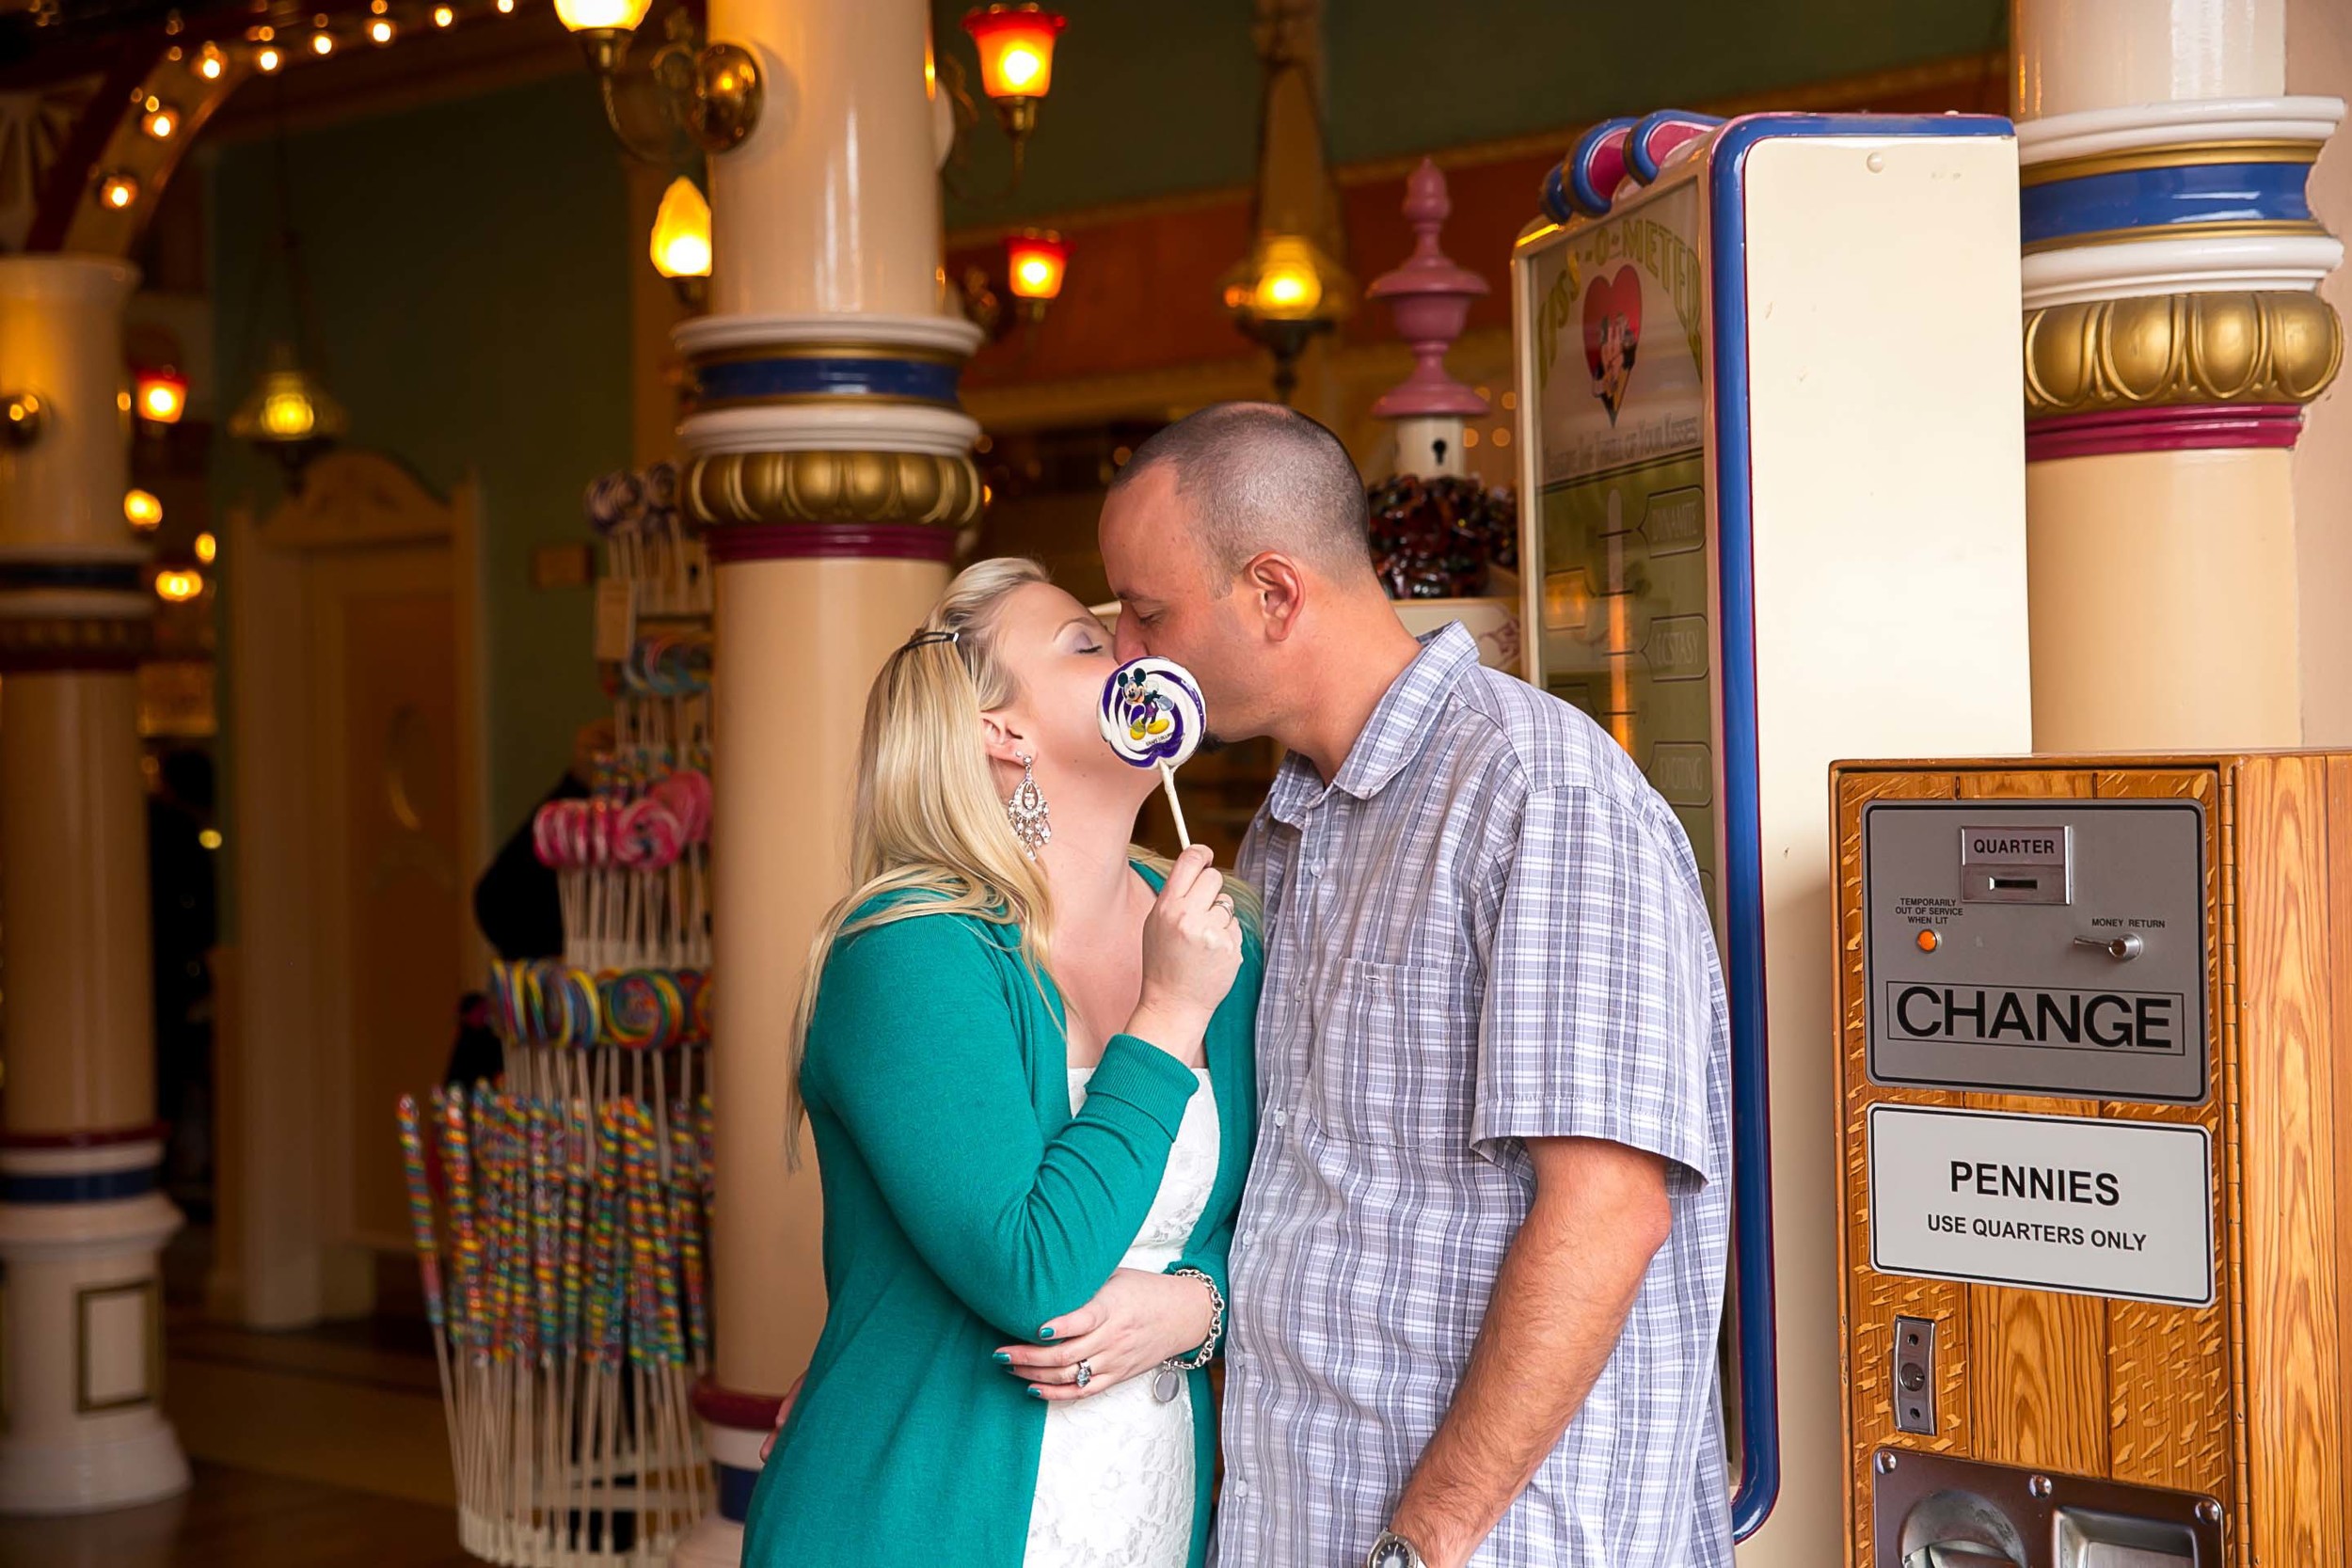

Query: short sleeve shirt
(1214, 622), (1736, 1568)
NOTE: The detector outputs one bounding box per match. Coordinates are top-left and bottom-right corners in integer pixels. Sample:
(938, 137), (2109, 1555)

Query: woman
(742, 558), (1260, 1568)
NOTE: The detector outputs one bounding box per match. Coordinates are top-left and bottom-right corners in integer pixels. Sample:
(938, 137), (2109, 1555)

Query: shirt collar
(1265, 620), (1480, 824)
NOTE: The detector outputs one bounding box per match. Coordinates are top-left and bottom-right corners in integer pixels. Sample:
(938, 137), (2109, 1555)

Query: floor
(2, 1229), (473, 1566)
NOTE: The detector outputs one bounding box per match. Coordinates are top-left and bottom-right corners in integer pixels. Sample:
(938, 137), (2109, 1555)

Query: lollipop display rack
(397, 460), (718, 1567)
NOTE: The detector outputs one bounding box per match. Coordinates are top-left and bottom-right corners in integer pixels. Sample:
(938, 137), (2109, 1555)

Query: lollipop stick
(1159, 762), (1191, 851)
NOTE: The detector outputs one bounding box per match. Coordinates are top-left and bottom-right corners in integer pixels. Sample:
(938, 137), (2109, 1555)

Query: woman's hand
(757, 1373), (805, 1463)
(996, 1267), (1216, 1402)
(1125, 845), (1243, 1053)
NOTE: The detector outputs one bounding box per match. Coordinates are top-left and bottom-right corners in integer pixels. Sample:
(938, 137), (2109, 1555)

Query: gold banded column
(0, 256), (188, 1513)
(668, 3), (981, 1563)
(2013, 0), (2344, 748)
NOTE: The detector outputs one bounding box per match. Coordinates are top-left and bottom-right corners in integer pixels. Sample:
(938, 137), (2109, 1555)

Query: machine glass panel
(1518, 175), (1719, 918)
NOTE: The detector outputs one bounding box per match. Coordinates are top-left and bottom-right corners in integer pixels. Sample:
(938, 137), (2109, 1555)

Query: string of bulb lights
(92, 0), (538, 228)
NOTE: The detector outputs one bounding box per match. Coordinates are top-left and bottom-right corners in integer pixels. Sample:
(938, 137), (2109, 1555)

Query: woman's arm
(809, 914), (1202, 1339)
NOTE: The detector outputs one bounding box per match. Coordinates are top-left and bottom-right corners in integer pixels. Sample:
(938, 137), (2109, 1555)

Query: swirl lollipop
(1100, 657), (1207, 849)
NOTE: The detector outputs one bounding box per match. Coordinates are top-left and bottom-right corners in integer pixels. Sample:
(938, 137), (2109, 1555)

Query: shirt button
(1269, 1107), (1287, 1127)
(1240, 1230), (1255, 1247)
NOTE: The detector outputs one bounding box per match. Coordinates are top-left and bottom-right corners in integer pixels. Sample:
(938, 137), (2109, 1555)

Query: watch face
(1369, 1539), (1415, 1568)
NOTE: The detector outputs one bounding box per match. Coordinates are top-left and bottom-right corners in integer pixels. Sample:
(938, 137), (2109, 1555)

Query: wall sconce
(2, 392), (40, 447)
(1221, 232), (1350, 403)
(650, 174), (712, 307)
(559, 2), (763, 162)
(962, 229), (1069, 344)
(155, 567), (205, 604)
(135, 366), (188, 426)
(1006, 229), (1068, 309)
(961, 5), (1065, 162)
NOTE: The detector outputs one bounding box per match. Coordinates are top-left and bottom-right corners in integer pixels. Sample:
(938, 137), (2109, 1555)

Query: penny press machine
(1509, 112), (2032, 1565)
(1513, 112), (2352, 1568)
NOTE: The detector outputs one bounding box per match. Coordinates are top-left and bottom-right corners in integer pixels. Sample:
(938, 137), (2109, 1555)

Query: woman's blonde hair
(787, 557), (1189, 1148)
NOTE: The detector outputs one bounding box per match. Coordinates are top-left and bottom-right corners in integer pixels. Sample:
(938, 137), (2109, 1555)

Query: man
(1098, 403), (1733, 1568)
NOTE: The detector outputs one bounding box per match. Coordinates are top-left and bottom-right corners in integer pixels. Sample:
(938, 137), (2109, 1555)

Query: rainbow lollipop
(1101, 657), (1206, 849)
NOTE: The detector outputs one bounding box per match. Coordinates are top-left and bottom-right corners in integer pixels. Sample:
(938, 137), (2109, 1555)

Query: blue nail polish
(993, 1351), (1011, 1364)
(1039, 1326), (1056, 1340)
(1028, 1386), (1045, 1399)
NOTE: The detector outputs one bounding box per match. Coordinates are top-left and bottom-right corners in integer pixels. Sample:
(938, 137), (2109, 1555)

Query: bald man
(1098, 403), (1735, 1568)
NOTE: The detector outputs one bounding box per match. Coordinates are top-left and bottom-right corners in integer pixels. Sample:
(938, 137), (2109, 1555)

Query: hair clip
(903, 628), (961, 649)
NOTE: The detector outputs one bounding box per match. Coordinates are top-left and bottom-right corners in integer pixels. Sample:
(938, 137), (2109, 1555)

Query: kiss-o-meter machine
(1834, 753), (2352, 1568)
(1512, 113), (2033, 1565)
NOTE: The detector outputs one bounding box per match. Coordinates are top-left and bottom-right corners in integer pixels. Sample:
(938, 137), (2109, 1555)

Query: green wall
(208, 71), (630, 839)
(198, 0), (2009, 847)
(940, 0), (2006, 226)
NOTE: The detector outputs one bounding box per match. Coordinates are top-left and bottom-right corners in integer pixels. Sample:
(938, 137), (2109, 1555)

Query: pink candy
(529, 768), (711, 869)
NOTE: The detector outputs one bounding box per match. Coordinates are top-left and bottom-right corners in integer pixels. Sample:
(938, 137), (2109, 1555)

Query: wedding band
(1074, 1359), (1093, 1389)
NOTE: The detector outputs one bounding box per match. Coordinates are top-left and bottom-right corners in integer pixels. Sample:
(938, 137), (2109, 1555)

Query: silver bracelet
(1164, 1266), (1225, 1370)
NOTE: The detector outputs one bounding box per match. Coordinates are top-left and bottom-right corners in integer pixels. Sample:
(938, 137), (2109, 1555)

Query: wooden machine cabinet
(1833, 755), (2352, 1568)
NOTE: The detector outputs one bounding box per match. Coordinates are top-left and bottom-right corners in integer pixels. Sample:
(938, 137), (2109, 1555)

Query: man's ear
(1241, 552), (1308, 643)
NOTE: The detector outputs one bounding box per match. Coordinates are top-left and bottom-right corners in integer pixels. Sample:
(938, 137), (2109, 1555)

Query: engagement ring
(1074, 1359), (1093, 1389)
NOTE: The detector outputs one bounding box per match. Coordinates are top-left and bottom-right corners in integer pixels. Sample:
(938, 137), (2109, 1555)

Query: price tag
(594, 577), (635, 664)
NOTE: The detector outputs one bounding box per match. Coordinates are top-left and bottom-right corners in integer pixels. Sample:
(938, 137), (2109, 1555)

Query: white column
(0, 255), (188, 1514)
(2013, 0), (2344, 750)
(669, 4), (981, 1563)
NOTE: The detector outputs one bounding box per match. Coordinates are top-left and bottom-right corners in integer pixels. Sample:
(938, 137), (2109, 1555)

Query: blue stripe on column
(0, 1164), (159, 1203)
(691, 356), (962, 405)
(2022, 159), (2314, 246)
(715, 1460), (759, 1523)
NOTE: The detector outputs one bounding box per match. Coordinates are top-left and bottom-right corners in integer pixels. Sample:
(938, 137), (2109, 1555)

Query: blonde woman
(742, 559), (1260, 1568)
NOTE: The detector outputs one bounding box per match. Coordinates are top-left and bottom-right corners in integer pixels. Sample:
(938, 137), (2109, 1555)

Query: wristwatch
(1366, 1529), (1428, 1568)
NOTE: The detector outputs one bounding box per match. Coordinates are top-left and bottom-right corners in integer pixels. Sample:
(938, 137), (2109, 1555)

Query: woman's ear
(978, 710), (1030, 766)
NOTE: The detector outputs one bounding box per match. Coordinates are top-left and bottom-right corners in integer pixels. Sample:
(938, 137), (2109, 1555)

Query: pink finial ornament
(1367, 159), (1490, 420)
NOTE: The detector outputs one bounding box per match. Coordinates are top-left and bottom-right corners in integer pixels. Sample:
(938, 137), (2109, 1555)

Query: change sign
(1868, 1104), (2213, 1307)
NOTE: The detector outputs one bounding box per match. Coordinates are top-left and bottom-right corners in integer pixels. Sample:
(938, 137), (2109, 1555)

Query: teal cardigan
(742, 872), (1261, 1568)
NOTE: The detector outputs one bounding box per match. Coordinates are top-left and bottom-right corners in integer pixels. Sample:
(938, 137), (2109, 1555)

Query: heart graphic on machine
(1581, 263), (1643, 424)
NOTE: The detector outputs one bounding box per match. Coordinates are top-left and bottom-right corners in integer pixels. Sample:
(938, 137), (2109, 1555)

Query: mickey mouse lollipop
(1100, 657), (1207, 849)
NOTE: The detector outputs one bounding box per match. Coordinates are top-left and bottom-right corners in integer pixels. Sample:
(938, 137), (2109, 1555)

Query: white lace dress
(1023, 1065), (1219, 1568)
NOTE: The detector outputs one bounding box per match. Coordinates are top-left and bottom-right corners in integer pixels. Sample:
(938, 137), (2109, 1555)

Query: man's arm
(1385, 1135), (1672, 1568)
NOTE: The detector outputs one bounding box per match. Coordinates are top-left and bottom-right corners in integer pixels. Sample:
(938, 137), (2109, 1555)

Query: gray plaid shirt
(1216, 622), (1735, 1568)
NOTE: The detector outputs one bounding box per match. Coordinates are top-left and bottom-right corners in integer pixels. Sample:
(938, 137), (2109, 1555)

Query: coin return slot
(2055, 1509), (2198, 1567)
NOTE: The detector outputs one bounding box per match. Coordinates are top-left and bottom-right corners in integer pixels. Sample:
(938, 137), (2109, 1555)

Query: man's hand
(1386, 1136), (1673, 1568)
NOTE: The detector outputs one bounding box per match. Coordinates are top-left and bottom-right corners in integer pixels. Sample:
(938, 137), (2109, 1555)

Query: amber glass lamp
(230, 343), (350, 489)
(1005, 230), (1068, 307)
(650, 177), (713, 280)
(553, 0), (654, 72)
(1220, 232), (1350, 403)
(961, 4), (1065, 155)
(134, 366), (189, 426)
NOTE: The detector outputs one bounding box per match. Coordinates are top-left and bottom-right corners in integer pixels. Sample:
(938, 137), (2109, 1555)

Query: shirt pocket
(1306, 957), (1478, 1147)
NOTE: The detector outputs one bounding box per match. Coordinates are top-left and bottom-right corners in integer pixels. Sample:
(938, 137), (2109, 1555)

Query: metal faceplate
(1862, 800), (2208, 1103)
(1872, 1448), (2223, 1568)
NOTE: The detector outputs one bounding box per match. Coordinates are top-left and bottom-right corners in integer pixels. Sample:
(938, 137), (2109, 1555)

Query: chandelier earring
(1007, 752), (1052, 860)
